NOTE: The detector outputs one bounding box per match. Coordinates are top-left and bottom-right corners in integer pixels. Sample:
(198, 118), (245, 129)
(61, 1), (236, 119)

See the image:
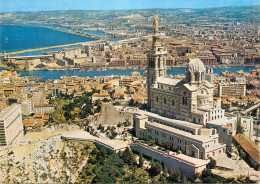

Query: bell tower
(147, 13), (167, 108)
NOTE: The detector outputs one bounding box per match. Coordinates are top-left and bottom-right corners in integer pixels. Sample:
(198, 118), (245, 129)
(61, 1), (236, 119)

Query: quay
(45, 26), (103, 39)
(0, 39), (104, 57)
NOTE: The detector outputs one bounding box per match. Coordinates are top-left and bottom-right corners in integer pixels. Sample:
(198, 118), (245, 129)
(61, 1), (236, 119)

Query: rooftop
(137, 109), (203, 130)
(147, 121), (217, 143)
(233, 134), (259, 163)
(0, 104), (21, 122)
(156, 77), (182, 86)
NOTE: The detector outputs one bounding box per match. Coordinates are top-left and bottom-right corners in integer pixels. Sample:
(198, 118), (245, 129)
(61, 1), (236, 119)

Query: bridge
(241, 102), (260, 117)
(4, 55), (53, 60)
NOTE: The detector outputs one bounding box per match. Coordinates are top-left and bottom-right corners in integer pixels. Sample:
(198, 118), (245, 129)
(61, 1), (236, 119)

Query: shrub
(150, 160), (163, 176)
(207, 157), (216, 169)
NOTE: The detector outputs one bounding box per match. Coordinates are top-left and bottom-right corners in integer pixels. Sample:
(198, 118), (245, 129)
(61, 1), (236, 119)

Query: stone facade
(96, 103), (134, 125)
(134, 115), (226, 160)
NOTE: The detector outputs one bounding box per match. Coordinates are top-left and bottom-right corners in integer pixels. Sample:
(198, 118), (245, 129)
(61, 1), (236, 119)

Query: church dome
(187, 58), (206, 73)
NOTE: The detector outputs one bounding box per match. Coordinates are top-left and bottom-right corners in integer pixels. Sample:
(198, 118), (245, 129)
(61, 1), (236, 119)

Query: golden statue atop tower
(153, 13), (159, 33)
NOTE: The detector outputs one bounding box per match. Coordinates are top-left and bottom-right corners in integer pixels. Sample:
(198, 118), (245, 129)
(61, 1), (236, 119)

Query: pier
(45, 26), (103, 39)
(0, 39), (104, 57)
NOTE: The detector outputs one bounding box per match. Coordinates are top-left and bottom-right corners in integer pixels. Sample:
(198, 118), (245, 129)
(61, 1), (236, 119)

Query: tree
(128, 98), (135, 107)
(207, 157), (216, 169)
(97, 147), (107, 164)
(92, 154), (125, 183)
(121, 147), (137, 166)
(150, 160), (163, 176)
(138, 153), (144, 168)
(88, 156), (97, 164)
(201, 168), (212, 179)
(147, 139), (156, 147)
(121, 147), (132, 163)
(162, 142), (172, 150)
(159, 174), (167, 183)
(102, 98), (110, 102)
(168, 169), (182, 183)
(236, 116), (244, 134)
(180, 174), (188, 183)
(129, 154), (137, 166)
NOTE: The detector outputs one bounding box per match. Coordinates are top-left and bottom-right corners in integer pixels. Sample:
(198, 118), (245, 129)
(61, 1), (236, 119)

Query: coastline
(0, 23), (102, 56)
(0, 23), (101, 39)
(44, 26), (102, 40)
(0, 63), (256, 72)
(0, 40), (103, 57)
(0, 65), (255, 81)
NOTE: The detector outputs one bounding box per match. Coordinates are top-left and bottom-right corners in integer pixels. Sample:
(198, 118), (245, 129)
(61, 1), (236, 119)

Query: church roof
(179, 80), (214, 92)
(157, 77), (182, 86)
(203, 80), (214, 88)
(182, 83), (197, 91)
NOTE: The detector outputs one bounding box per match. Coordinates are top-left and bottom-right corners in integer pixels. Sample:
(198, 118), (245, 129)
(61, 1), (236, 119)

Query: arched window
(183, 97), (187, 105)
(195, 72), (200, 81)
(156, 96), (158, 102)
(172, 100), (174, 106)
(164, 98), (166, 104)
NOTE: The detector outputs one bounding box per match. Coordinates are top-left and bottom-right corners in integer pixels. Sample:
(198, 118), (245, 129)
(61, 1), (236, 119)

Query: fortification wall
(97, 103), (134, 125)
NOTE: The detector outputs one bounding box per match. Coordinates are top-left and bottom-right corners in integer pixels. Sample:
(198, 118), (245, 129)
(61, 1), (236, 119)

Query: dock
(0, 39), (104, 57)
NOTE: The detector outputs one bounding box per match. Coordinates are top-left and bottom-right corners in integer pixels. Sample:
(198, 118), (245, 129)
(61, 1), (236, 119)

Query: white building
(21, 98), (34, 116)
(34, 104), (54, 114)
(0, 104), (24, 146)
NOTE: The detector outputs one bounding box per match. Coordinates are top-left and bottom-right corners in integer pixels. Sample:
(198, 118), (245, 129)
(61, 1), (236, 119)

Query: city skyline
(0, 0), (259, 12)
(0, 0), (259, 182)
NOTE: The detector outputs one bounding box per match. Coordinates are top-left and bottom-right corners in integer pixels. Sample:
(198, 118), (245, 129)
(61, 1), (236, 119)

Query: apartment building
(0, 104), (24, 146)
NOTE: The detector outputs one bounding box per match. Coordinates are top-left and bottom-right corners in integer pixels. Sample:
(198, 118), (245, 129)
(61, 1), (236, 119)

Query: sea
(0, 24), (121, 56)
(0, 24), (96, 54)
(0, 24), (255, 80)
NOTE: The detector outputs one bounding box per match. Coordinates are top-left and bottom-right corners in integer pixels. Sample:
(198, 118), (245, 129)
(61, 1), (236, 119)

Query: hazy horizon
(0, 0), (259, 13)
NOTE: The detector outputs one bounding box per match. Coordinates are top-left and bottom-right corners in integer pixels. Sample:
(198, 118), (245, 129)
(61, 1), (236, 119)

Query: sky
(0, 0), (259, 12)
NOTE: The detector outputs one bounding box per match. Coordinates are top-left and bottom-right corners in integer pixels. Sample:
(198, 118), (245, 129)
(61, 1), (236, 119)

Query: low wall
(130, 143), (209, 180)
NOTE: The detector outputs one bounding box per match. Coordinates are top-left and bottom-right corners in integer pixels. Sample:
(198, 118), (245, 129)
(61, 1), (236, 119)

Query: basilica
(134, 14), (253, 159)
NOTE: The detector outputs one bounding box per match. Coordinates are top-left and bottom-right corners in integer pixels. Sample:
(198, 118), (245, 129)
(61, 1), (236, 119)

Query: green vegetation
(167, 169), (188, 183)
(138, 153), (143, 168)
(150, 160), (163, 176)
(77, 146), (245, 183)
(78, 146), (190, 183)
(117, 120), (131, 128)
(128, 98), (145, 108)
(207, 157), (216, 169)
(236, 116), (244, 134)
(51, 89), (100, 124)
(62, 94), (93, 120)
